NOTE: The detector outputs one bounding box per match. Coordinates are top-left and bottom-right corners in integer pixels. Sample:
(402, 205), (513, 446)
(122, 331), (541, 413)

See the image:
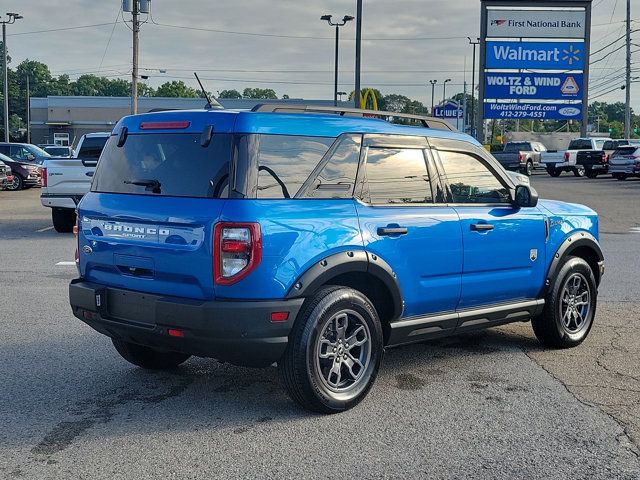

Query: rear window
(44, 147), (71, 156)
(568, 139), (593, 150)
(503, 142), (529, 152)
(612, 146), (640, 157)
(78, 136), (109, 160)
(91, 133), (232, 198)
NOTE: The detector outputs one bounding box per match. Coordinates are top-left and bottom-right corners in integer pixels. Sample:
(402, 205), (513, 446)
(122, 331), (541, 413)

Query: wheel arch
(286, 250), (403, 343)
(543, 231), (604, 296)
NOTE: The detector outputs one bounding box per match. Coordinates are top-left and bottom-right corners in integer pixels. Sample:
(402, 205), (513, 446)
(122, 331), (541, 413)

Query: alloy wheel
(559, 273), (591, 334)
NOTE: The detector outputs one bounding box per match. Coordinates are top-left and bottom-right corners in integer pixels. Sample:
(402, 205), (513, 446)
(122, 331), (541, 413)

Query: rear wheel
(279, 286), (383, 413)
(6, 174), (23, 191)
(585, 169), (599, 179)
(112, 339), (191, 370)
(522, 161), (533, 177)
(52, 208), (76, 233)
(547, 167), (562, 177)
(573, 166), (586, 177)
(615, 174), (628, 181)
(532, 257), (597, 348)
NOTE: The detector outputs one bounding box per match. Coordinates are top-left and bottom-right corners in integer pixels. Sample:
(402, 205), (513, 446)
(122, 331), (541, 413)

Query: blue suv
(69, 105), (604, 413)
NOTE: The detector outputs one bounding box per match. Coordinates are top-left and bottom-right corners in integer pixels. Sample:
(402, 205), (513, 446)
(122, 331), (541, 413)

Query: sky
(3, 0), (638, 111)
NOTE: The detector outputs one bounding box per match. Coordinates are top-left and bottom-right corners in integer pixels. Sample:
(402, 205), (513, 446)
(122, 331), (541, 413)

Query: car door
(431, 141), (547, 311)
(354, 135), (462, 330)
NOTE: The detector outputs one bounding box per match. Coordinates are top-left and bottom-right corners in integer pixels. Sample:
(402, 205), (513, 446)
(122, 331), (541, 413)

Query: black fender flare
(285, 250), (404, 320)
(542, 231), (604, 296)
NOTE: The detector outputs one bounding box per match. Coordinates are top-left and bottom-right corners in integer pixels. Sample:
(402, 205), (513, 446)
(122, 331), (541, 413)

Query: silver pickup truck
(540, 137), (611, 177)
(492, 141), (546, 176)
(40, 132), (110, 232)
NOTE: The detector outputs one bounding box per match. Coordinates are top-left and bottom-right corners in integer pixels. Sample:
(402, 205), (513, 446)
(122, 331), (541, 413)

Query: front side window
(92, 133), (232, 198)
(362, 148), (433, 205)
(256, 135), (335, 198)
(438, 150), (510, 204)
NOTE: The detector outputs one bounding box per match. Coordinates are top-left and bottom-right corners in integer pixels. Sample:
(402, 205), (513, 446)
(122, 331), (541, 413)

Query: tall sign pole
(2, 22), (8, 142)
(354, 0), (362, 109)
(624, 0), (631, 138)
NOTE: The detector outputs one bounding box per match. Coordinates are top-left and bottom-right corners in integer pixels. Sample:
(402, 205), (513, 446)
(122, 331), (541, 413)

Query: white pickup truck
(41, 132), (110, 232)
(540, 137), (610, 177)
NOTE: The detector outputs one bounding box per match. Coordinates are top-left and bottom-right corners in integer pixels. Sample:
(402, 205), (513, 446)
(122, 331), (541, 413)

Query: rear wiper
(124, 179), (161, 193)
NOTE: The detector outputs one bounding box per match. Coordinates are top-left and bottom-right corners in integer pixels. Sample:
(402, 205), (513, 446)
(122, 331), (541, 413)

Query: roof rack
(251, 104), (456, 132)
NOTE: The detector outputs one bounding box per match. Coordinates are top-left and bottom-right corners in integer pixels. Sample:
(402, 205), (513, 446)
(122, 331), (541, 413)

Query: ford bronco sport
(69, 105), (604, 413)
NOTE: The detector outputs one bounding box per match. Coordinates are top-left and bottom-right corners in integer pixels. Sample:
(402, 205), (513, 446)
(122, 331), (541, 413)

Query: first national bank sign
(487, 9), (586, 38)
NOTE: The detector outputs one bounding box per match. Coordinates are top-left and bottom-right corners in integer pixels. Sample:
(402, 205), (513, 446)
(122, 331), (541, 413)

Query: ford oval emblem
(559, 107), (580, 117)
(82, 245), (93, 254)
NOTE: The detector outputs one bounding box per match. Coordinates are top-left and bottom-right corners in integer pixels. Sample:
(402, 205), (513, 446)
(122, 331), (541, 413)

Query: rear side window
(256, 135), (334, 198)
(78, 137), (108, 160)
(362, 148), (433, 204)
(91, 133), (232, 198)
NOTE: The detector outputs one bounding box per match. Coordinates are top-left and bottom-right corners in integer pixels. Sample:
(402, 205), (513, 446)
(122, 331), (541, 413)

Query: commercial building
(29, 96), (346, 146)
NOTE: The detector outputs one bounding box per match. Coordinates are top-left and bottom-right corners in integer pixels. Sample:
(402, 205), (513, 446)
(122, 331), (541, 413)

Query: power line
(97, 8), (122, 73)
(7, 22), (117, 36)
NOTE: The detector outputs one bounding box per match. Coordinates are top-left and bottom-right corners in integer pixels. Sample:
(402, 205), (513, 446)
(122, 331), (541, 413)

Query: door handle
(377, 226), (408, 236)
(470, 223), (494, 232)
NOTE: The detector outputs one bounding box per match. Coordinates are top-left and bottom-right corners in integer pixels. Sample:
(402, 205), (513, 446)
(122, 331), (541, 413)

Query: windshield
(25, 144), (51, 157)
(503, 142), (530, 152)
(92, 133), (232, 198)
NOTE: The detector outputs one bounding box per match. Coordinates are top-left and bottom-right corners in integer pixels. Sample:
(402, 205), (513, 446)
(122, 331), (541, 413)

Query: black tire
(616, 174), (628, 181)
(547, 167), (562, 177)
(112, 339), (191, 370)
(532, 257), (597, 348)
(524, 161), (533, 177)
(585, 169), (599, 179)
(52, 208), (76, 233)
(6, 174), (23, 191)
(279, 286), (383, 413)
(573, 166), (586, 177)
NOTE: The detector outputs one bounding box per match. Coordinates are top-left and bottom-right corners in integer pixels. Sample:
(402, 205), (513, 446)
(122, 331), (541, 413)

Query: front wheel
(279, 286), (383, 413)
(6, 174), (23, 191)
(532, 257), (597, 348)
(112, 339), (191, 370)
(585, 169), (599, 179)
(573, 166), (586, 177)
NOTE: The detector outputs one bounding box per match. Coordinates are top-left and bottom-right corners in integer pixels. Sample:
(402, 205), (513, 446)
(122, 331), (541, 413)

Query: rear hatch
(78, 111), (237, 301)
(610, 146), (639, 166)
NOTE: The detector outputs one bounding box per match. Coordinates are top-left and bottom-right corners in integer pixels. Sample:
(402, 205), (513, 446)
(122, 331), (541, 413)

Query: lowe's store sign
(486, 41), (585, 70)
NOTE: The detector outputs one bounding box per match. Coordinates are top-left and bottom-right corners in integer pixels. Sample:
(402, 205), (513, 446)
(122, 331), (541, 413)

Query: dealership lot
(0, 175), (639, 479)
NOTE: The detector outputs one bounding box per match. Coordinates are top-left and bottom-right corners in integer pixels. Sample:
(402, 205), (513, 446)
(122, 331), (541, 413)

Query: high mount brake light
(214, 223), (262, 285)
(139, 121), (191, 130)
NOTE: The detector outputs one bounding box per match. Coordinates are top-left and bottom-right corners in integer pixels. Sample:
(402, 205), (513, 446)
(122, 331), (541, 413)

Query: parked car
(0, 158), (12, 189)
(41, 132), (110, 232)
(0, 152), (41, 190)
(70, 105), (604, 413)
(540, 138), (610, 177)
(492, 141), (546, 176)
(609, 144), (640, 180)
(0, 142), (50, 165)
(39, 145), (75, 157)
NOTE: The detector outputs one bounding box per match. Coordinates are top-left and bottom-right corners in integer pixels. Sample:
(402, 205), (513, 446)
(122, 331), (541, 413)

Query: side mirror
(514, 185), (538, 208)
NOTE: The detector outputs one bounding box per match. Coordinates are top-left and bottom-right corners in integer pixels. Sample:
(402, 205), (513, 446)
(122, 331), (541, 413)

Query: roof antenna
(194, 72), (216, 109)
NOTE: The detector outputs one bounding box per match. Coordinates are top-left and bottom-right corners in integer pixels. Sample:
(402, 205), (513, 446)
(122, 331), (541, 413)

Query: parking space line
(631, 227), (640, 234)
(55, 261), (76, 266)
(36, 226), (54, 233)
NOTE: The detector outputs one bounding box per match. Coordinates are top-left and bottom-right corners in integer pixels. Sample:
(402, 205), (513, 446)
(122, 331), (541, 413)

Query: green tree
(137, 82), (155, 97)
(155, 80), (199, 98)
(242, 87), (277, 99)
(218, 89), (242, 99)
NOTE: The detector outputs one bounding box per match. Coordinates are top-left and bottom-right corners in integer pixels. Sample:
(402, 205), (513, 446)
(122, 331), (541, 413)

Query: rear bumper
(609, 165), (639, 174)
(69, 279), (305, 367)
(41, 193), (82, 209)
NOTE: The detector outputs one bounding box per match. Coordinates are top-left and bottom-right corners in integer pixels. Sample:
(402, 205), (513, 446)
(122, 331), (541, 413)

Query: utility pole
(354, 0), (362, 109)
(429, 80), (437, 115)
(321, 15), (354, 107)
(26, 75), (30, 143)
(131, 0), (140, 114)
(1, 13), (22, 142)
(468, 37), (479, 139)
(624, 0), (631, 138)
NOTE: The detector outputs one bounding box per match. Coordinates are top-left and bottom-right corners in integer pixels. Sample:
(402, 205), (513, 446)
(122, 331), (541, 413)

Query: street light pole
(354, 0), (362, 109)
(442, 78), (452, 108)
(468, 37), (479, 138)
(1, 13), (22, 142)
(321, 14), (354, 107)
(429, 80), (438, 115)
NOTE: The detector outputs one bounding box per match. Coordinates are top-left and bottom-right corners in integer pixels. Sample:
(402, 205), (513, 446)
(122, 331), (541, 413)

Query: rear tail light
(518, 153), (524, 162)
(564, 152), (571, 162)
(604, 154), (610, 163)
(214, 222), (262, 285)
(41, 167), (47, 187)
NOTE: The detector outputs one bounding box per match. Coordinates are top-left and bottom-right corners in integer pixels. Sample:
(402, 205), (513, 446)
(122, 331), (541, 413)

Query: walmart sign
(486, 41), (585, 70)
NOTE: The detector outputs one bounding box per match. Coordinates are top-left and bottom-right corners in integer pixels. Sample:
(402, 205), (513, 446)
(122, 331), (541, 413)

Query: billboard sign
(484, 73), (583, 100)
(484, 102), (582, 120)
(486, 41), (585, 70)
(487, 9), (586, 38)
(433, 101), (463, 118)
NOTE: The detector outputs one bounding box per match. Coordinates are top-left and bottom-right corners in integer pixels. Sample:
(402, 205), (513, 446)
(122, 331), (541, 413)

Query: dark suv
(70, 105), (604, 413)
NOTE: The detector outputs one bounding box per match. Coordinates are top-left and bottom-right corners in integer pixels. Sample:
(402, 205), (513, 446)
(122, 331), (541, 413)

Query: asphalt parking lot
(1, 174), (639, 479)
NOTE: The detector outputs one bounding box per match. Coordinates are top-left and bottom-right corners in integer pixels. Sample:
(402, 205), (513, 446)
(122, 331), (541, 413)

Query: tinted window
(44, 146), (72, 156)
(438, 151), (510, 204)
(92, 133), (232, 198)
(10, 146), (31, 160)
(78, 137), (109, 160)
(0, 146), (8, 155)
(299, 134), (361, 199)
(603, 141), (615, 150)
(504, 142), (530, 152)
(363, 148), (432, 204)
(568, 139), (593, 150)
(257, 135), (334, 198)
